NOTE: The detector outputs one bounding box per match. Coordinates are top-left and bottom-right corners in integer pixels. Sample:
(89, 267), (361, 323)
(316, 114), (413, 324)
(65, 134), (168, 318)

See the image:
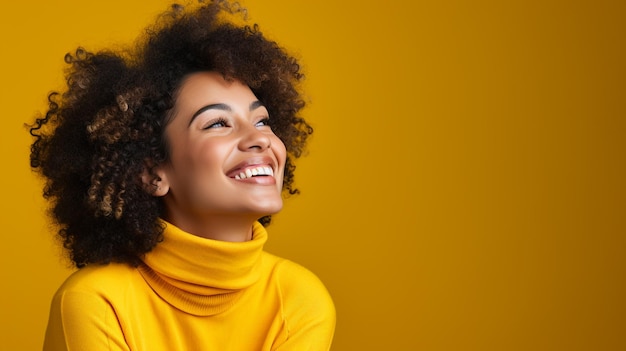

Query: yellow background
(1, 0), (625, 350)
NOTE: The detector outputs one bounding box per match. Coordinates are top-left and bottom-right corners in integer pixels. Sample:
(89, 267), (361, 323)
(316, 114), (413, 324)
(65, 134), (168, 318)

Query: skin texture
(153, 72), (287, 242)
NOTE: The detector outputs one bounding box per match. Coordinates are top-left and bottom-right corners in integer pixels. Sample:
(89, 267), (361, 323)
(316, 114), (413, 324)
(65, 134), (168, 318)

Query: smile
(233, 166), (274, 180)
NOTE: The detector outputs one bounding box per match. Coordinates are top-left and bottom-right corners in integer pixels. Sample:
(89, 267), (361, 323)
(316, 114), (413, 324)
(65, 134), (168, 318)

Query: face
(153, 71), (287, 231)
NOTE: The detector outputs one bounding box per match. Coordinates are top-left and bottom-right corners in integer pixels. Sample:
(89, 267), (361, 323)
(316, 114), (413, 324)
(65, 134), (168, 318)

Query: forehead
(175, 71), (255, 104)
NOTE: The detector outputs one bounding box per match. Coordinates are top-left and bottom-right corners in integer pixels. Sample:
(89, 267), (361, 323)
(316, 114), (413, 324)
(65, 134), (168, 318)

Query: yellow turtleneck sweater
(43, 221), (335, 350)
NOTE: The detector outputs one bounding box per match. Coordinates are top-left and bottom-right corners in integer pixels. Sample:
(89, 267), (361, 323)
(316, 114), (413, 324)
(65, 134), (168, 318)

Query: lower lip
(231, 176), (277, 185)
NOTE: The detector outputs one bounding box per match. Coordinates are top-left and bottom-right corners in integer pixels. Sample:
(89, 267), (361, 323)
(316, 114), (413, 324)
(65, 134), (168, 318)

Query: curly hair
(29, 0), (312, 268)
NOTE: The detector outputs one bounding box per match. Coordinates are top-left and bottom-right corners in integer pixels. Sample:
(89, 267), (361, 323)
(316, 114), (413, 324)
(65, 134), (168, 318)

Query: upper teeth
(234, 166), (274, 180)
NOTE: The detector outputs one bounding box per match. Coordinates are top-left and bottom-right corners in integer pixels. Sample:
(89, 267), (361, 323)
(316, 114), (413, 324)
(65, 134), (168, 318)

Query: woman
(29, 1), (335, 350)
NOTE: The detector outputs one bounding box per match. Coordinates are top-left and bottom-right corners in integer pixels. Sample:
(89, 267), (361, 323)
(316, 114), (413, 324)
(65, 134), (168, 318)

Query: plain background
(1, 0), (625, 350)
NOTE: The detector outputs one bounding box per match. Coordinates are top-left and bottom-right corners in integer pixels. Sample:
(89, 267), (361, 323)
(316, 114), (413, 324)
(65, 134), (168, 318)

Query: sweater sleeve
(274, 261), (336, 351)
(43, 288), (129, 351)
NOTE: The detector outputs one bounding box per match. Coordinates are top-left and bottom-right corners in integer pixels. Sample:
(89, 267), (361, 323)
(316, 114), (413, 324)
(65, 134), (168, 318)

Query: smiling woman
(155, 72), (289, 242)
(28, 1), (335, 350)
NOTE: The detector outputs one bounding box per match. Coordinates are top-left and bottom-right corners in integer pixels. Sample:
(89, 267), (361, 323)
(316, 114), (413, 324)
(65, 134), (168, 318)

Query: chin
(262, 204), (284, 215)
(254, 201), (284, 216)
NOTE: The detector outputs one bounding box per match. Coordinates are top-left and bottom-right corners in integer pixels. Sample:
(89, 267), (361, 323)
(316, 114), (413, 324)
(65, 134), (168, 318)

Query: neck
(162, 212), (260, 242)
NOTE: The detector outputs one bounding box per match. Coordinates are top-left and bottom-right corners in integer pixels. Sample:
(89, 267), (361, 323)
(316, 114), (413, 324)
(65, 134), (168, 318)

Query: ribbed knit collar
(139, 220), (267, 316)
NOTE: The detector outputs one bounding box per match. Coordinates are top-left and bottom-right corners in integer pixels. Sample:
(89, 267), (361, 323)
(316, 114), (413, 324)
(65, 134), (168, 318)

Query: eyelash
(201, 117), (271, 130)
(202, 117), (228, 130)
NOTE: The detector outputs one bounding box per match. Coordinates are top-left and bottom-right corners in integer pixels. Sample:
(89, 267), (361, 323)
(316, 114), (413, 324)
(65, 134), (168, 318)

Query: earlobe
(141, 166), (170, 197)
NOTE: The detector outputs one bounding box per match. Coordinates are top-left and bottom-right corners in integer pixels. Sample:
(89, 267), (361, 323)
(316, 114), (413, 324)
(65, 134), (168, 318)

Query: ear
(141, 165), (170, 197)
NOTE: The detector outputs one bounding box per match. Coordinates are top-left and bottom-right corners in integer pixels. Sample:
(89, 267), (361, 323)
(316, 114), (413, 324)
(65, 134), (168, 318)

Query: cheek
(170, 138), (225, 175)
(194, 141), (235, 176)
(272, 136), (287, 164)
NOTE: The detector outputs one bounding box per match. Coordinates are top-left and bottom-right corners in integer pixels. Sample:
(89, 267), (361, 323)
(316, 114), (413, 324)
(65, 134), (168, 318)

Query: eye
(202, 117), (229, 130)
(255, 117), (271, 128)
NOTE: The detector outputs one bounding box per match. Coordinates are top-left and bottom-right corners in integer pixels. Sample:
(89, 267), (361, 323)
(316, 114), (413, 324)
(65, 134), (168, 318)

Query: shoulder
(262, 253), (336, 347)
(267, 255), (331, 296)
(53, 263), (139, 301)
(48, 263), (141, 326)
(263, 252), (336, 320)
(61, 263), (136, 288)
(45, 264), (137, 349)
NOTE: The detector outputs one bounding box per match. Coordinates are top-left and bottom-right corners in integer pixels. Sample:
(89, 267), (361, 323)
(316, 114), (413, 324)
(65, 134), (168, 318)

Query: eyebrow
(188, 100), (265, 126)
(249, 100), (264, 111)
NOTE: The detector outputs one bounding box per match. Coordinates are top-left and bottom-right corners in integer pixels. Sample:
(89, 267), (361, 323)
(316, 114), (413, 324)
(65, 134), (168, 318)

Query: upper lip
(226, 156), (276, 178)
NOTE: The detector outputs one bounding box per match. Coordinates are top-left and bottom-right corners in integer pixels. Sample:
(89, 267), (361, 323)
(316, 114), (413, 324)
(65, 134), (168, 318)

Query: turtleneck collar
(139, 220), (268, 316)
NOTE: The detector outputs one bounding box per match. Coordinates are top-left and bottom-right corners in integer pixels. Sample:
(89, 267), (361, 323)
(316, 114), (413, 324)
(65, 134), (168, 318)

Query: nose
(238, 124), (271, 151)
